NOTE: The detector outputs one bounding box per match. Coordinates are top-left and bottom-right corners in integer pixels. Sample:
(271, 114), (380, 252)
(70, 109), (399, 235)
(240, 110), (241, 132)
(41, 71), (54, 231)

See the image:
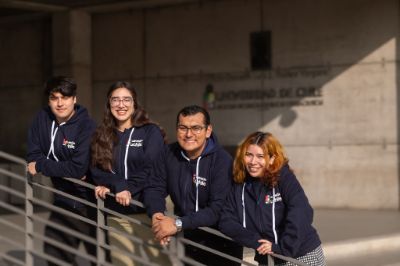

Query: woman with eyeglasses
(90, 81), (171, 266)
(219, 132), (325, 266)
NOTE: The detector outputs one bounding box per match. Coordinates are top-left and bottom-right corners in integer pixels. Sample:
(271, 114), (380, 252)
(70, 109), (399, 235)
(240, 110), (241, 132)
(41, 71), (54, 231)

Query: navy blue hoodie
(90, 124), (164, 214)
(144, 133), (233, 230)
(219, 164), (321, 264)
(26, 105), (96, 208)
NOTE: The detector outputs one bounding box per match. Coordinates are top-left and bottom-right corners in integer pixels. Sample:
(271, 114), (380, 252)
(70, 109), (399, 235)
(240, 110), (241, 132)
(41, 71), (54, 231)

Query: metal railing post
(96, 196), (106, 265)
(268, 254), (274, 266)
(25, 174), (34, 266)
(175, 233), (185, 266)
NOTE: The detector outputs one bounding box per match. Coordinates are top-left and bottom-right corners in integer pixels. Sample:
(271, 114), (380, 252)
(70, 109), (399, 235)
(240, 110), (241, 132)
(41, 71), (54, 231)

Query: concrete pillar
(52, 10), (92, 113)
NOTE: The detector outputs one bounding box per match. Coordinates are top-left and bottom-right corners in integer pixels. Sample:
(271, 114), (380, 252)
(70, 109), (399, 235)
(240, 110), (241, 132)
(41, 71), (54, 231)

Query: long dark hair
(91, 81), (166, 171)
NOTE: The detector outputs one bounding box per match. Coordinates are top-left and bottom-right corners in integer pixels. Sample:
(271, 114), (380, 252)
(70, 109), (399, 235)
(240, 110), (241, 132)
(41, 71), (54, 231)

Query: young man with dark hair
(27, 76), (97, 266)
(144, 105), (243, 265)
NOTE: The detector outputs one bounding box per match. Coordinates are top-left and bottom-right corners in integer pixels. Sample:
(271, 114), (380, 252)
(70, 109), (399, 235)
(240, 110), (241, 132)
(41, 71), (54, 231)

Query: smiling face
(48, 92), (76, 123)
(244, 144), (275, 178)
(176, 112), (212, 159)
(109, 87), (134, 130)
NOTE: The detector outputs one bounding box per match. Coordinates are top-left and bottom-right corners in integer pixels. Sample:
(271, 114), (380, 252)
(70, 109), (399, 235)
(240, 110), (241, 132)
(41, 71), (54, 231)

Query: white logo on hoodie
(193, 175), (207, 187)
(129, 139), (143, 147)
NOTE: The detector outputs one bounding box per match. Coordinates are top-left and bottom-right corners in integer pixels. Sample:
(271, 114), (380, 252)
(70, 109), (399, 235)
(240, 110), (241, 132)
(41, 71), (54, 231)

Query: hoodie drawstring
(124, 128), (135, 180)
(242, 183), (246, 228)
(272, 187), (278, 244)
(47, 121), (65, 162)
(241, 184), (278, 244)
(194, 156), (202, 212)
(181, 151), (202, 212)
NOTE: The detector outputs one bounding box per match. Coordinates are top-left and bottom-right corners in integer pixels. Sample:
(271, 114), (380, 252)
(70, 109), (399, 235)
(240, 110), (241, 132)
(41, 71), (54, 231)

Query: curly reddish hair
(233, 131), (288, 187)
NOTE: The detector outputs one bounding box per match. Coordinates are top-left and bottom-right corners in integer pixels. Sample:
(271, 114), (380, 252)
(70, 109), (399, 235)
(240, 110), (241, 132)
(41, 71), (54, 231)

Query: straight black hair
(176, 105), (211, 126)
(44, 76), (77, 97)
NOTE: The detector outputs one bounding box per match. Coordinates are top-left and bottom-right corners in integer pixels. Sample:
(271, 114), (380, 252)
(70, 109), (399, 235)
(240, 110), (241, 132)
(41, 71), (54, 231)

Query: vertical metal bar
(25, 174), (34, 266)
(175, 233), (185, 266)
(268, 254), (274, 266)
(96, 197), (106, 265)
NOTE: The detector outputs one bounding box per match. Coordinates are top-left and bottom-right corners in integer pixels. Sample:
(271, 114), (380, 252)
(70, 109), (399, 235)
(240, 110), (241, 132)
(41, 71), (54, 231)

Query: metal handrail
(0, 150), (307, 266)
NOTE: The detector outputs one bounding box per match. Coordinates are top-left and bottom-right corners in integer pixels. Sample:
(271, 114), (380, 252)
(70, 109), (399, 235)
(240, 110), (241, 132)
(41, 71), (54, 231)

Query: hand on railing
(257, 239), (273, 255)
(95, 186), (110, 199)
(152, 212), (177, 246)
(116, 190), (131, 206)
(27, 162), (37, 176)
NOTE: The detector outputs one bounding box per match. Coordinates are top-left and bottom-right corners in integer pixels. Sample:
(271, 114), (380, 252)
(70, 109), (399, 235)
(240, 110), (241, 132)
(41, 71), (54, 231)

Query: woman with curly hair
(219, 132), (325, 266)
(90, 81), (170, 266)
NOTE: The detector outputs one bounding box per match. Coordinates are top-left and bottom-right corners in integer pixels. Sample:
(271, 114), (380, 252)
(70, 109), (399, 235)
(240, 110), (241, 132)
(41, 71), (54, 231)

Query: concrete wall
(0, 16), (51, 156)
(0, 0), (398, 209)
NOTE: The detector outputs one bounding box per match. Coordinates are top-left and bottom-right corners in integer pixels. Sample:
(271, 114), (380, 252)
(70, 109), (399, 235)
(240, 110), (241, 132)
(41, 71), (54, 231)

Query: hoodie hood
(179, 131), (219, 159)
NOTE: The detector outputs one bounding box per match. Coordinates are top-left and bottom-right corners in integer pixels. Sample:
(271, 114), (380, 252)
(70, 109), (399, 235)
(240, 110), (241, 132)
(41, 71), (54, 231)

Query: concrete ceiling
(0, 0), (201, 16)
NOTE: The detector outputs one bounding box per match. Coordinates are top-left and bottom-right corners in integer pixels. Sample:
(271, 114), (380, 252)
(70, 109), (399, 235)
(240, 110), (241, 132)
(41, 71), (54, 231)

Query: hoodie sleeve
(90, 166), (126, 192)
(143, 146), (169, 217)
(35, 120), (96, 179)
(219, 186), (263, 249)
(126, 125), (164, 197)
(271, 168), (314, 257)
(180, 151), (233, 230)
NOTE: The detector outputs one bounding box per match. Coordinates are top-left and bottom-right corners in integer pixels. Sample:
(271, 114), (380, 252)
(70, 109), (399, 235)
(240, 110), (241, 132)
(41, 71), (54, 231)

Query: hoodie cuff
(113, 180), (129, 193)
(147, 205), (166, 218)
(272, 243), (281, 254)
(35, 158), (44, 173)
(252, 239), (262, 250)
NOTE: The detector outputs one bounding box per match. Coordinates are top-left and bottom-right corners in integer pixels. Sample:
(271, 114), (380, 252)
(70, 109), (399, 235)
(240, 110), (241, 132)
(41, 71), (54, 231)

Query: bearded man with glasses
(144, 105), (243, 265)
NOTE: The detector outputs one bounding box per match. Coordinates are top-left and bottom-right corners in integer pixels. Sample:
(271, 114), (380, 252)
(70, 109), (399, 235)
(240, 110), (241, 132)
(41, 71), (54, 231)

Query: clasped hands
(95, 186), (131, 206)
(151, 212), (178, 246)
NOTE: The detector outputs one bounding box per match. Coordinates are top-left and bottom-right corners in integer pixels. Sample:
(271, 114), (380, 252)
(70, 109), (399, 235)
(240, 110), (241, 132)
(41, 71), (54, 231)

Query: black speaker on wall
(250, 31), (271, 70)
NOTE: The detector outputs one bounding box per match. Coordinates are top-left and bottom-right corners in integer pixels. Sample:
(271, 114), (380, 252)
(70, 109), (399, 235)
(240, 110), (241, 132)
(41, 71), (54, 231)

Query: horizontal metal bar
(0, 150), (26, 165)
(32, 181), (97, 209)
(0, 201), (25, 216)
(198, 226), (231, 240)
(0, 235), (25, 250)
(271, 253), (308, 266)
(32, 231), (96, 264)
(178, 237), (250, 265)
(63, 176), (145, 208)
(0, 217), (25, 234)
(61, 176), (145, 208)
(100, 208), (149, 226)
(0, 183), (25, 199)
(32, 174), (145, 210)
(28, 248), (74, 266)
(0, 252), (25, 266)
(31, 213), (98, 246)
(30, 197), (97, 226)
(177, 255), (206, 266)
(106, 244), (158, 266)
(0, 167), (26, 182)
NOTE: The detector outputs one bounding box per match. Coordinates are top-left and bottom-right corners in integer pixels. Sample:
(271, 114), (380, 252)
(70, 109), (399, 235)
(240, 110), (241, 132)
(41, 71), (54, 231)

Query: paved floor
(241, 209), (400, 266)
(1, 208), (400, 265)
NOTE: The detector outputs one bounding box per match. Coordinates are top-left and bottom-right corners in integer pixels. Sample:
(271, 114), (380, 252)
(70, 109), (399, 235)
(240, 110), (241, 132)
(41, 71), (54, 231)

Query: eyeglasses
(110, 97), (133, 107)
(177, 125), (207, 134)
